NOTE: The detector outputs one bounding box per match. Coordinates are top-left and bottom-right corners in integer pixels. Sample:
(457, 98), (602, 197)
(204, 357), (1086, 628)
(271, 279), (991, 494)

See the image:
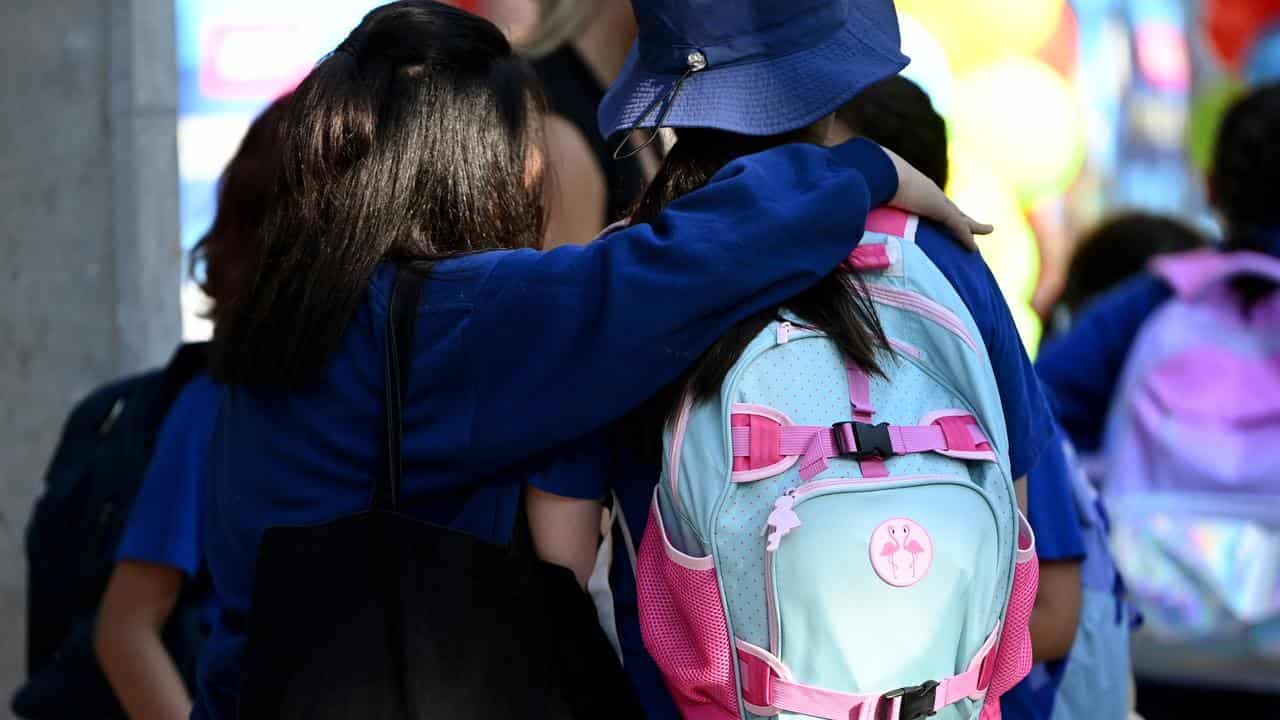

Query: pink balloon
(1135, 21), (1190, 92)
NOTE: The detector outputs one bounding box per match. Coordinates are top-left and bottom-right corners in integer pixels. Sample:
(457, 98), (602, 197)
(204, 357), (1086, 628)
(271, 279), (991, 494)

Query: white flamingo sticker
(870, 518), (933, 587)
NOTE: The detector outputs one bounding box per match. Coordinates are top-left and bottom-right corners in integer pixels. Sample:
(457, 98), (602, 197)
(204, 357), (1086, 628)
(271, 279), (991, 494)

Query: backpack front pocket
(764, 476), (1007, 715)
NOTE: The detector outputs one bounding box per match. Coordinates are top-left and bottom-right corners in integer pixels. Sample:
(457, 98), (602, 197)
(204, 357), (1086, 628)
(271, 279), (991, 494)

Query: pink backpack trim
(736, 626), (1001, 720)
(1152, 249), (1280, 299)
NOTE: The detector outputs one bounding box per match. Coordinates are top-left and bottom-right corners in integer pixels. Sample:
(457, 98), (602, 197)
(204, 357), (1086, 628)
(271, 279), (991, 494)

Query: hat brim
(598, 20), (909, 139)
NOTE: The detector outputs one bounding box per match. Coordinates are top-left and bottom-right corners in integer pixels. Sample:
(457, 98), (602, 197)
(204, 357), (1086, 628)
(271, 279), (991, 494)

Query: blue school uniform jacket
(193, 139), (900, 720)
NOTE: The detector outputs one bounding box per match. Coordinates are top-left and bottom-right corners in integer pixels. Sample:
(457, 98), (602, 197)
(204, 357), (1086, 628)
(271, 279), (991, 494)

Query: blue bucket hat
(598, 0), (909, 140)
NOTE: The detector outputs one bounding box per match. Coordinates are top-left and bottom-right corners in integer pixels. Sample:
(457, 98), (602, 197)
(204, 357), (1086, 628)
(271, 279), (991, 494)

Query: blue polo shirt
(116, 373), (222, 627)
(561, 218), (1059, 719)
(117, 373), (220, 577)
(194, 138), (900, 720)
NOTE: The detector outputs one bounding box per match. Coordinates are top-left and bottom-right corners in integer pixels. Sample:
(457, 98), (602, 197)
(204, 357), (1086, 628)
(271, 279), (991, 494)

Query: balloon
(1010, 302), (1044, 359)
(1134, 21), (1190, 92)
(1206, 0), (1280, 70)
(1246, 23), (1280, 84)
(898, 13), (955, 116)
(947, 154), (1043, 355)
(896, 0), (1065, 73)
(947, 154), (1041, 308)
(1037, 2), (1080, 78)
(1186, 77), (1244, 173)
(949, 57), (1086, 209)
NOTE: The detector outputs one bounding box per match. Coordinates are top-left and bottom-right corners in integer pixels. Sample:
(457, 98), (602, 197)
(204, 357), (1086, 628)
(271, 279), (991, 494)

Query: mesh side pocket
(981, 512), (1040, 720)
(637, 499), (740, 720)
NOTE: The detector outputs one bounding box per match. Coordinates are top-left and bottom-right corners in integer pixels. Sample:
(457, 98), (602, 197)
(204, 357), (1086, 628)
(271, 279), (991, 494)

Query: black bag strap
(372, 262), (537, 556)
(374, 266), (424, 513)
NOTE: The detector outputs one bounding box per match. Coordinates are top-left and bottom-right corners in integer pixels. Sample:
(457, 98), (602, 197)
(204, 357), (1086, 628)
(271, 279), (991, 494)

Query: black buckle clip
(882, 680), (939, 720)
(831, 421), (894, 460)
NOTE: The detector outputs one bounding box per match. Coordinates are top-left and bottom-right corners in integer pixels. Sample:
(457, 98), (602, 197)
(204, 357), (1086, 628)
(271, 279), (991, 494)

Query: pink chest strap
(737, 627), (999, 720)
(730, 414), (995, 482)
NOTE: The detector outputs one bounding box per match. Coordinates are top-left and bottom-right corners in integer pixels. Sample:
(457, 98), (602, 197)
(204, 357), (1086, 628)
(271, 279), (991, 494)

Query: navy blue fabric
(1001, 661), (1066, 720)
(193, 139), (898, 720)
(1022, 426), (1087, 564)
(551, 218), (1058, 717)
(1001, 426), (1087, 720)
(598, 0), (907, 137)
(116, 374), (221, 580)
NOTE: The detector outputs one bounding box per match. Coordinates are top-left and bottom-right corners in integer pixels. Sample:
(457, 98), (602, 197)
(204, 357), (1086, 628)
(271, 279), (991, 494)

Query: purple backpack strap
(1151, 249), (1280, 299)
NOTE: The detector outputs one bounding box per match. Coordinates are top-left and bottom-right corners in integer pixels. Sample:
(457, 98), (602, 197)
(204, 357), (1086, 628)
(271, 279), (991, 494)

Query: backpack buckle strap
(736, 629), (1000, 720)
(882, 681), (938, 720)
(832, 421), (894, 460)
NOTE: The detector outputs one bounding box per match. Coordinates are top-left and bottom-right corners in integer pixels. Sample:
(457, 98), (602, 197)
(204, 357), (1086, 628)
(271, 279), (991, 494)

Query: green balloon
(1187, 77), (1244, 173)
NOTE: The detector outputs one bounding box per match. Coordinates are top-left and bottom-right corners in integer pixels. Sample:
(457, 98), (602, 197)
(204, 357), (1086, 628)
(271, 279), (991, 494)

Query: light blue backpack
(635, 210), (1037, 720)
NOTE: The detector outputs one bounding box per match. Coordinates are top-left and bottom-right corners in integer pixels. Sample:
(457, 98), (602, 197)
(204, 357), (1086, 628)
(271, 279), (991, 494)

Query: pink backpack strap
(737, 627), (998, 720)
(864, 207), (917, 240)
(840, 208), (919, 273)
(730, 413), (997, 483)
(1151, 249), (1280, 299)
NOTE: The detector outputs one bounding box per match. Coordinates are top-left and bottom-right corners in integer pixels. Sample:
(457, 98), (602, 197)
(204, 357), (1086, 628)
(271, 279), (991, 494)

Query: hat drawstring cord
(612, 51), (706, 160)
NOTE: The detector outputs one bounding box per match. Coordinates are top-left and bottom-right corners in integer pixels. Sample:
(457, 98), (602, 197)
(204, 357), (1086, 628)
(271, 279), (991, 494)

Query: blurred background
(2, 0), (1279, 711)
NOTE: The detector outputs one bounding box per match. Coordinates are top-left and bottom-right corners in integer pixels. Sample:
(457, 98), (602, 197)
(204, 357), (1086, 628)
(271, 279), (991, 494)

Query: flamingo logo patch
(870, 518), (933, 587)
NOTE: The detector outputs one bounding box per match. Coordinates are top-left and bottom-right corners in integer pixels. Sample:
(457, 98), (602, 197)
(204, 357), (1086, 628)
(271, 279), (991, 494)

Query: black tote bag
(238, 266), (642, 719)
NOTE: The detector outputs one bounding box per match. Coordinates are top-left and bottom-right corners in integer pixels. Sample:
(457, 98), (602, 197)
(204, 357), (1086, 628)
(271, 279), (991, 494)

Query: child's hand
(883, 147), (992, 250)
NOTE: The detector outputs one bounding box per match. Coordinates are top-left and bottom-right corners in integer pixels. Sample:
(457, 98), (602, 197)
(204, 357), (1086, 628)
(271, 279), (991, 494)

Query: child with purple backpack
(1037, 83), (1280, 716)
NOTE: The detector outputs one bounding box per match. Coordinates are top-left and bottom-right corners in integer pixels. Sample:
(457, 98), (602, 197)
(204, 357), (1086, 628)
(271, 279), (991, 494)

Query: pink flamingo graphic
(903, 525), (927, 577)
(765, 493), (802, 552)
(880, 526), (902, 577)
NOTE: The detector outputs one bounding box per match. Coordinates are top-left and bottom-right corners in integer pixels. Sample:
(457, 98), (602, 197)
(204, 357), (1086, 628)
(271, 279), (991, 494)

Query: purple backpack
(1102, 249), (1280, 692)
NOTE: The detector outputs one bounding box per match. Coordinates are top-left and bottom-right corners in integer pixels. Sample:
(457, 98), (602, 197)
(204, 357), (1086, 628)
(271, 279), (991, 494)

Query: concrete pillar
(0, 0), (179, 706)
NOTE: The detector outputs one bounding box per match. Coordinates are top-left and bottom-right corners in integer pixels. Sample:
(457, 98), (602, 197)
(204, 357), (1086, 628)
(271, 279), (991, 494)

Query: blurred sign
(176, 0), (380, 254)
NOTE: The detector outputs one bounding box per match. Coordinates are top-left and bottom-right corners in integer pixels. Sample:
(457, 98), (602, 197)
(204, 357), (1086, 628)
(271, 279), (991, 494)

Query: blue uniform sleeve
(914, 223), (1056, 479)
(526, 434), (612, 500)
(1035, 274), (1171, 453)
(462, 139), (898, 470)
(116, 375), (222, 579)
(1026, 427), (1086, 562)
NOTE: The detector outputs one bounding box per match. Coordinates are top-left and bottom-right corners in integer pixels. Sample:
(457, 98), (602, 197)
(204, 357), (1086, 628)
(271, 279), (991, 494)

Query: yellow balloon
(897, 0), (1065, 72)
(947, 153), (1040, 307)
(949, 56), (1086, 209)
(1011, 302), (1044, 359)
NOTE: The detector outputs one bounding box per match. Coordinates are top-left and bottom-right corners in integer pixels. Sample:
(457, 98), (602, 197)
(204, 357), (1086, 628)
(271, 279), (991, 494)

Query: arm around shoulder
(460, 140), (900, 470)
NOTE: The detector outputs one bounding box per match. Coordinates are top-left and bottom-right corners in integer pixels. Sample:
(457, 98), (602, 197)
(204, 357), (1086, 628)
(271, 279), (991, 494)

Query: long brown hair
(189, 93), (292, 327)
(212, 0), (546, 387)
(628, 128), (889, 458)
